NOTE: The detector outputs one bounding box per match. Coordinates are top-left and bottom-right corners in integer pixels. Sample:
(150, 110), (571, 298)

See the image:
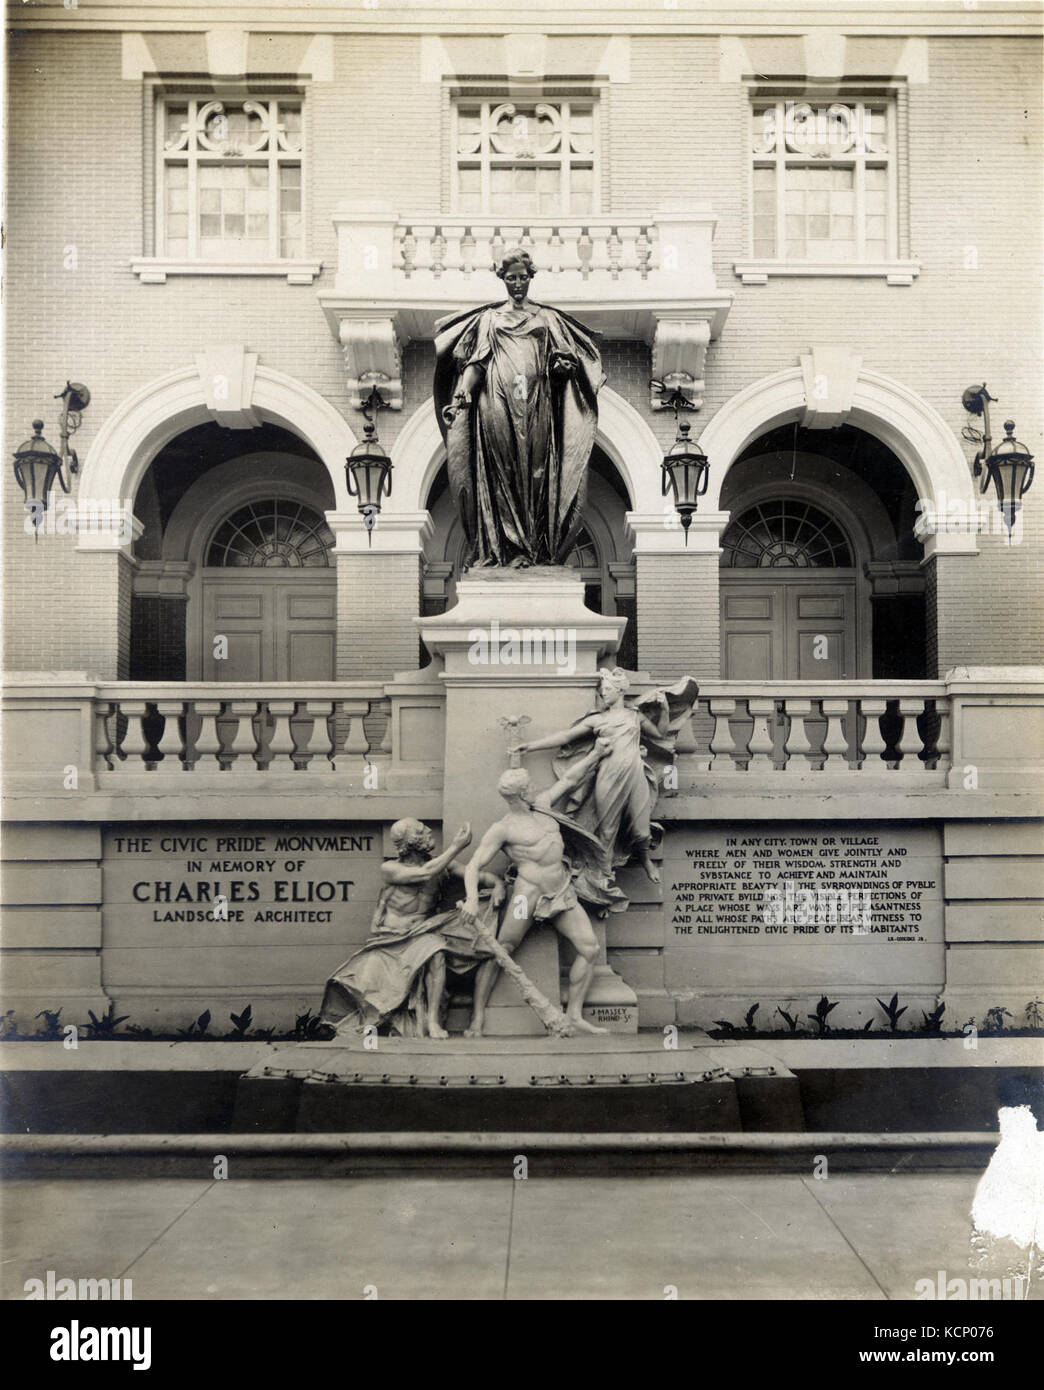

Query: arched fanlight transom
(721, 499), (853, 569)
(206, 499), (333, 568)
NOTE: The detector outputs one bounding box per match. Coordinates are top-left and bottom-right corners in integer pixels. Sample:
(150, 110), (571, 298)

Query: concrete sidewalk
(3, 1172), (1037, 1300)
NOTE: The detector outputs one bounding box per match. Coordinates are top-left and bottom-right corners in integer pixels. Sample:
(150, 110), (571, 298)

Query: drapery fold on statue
(434, 300), (603, 567)
(320, 897), (493, 1037)
(522, 801), (629, 918)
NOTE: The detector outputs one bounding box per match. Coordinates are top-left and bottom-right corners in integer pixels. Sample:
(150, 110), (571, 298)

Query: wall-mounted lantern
(11, 382), (90, 539)
(347, 385), (394, 546)
(962, 384), (1035, 536)
(346, 423), (393, 545)
(661, 420), (710, 544)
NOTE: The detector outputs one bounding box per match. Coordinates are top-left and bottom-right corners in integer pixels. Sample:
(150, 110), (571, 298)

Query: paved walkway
(3, 1172), (1037, 1300)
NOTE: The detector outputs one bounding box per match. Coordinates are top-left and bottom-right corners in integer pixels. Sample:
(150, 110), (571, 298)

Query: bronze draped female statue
(433, 249), (604, 568)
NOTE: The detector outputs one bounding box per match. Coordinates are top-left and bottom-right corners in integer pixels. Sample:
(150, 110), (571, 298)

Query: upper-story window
(750, 99), (896, 263)
(158, 97), (303, 261)
(452, 99), (598, 216)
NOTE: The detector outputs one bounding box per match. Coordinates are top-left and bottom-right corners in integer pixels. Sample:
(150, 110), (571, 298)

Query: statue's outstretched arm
(384, 824), (472, 885)
(516, 716), (596, 755)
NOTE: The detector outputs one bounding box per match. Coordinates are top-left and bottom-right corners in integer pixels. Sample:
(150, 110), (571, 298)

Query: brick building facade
(3, 2), (1042, 1034)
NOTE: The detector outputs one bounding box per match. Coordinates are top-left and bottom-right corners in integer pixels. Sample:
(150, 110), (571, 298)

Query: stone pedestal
(418, 569), (638, 1034)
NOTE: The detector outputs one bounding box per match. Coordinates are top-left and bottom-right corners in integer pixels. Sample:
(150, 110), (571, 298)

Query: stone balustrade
(317, 201), (734, 409)
(3, 671), (1042, 803)
(396, 216), (661, 284)
(681, 681), (951, 777)
(93, 683), (391, 775)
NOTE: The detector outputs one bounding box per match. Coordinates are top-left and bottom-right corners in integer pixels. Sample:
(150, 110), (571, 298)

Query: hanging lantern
(661, 421), (710, 544)
(345, 423), (393, 546)
(962, 385), (1035, 537)
(12, 421), (67, 538)
(983, 421), (1034, 536)
(10, 383), (90, 542)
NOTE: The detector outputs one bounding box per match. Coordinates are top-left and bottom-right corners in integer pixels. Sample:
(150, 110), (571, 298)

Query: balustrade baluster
(331, 699), (371, 772)
(460, 226), (475, 275)
(226, 701), (260, 774)
(933, 700), (952, 774)
(400, 226), (415, 278)
(304, 701), (335, 773)
(708, 698), (738, 772)
(155, 701), (186, 770)
(747, 698), (775, 768)
(897, 698), (926, 768)
(94, 702), (114, 772)
(783, 698), (814, 770)
(344, 700), (372, 759)
(430, 227), (446, 279)
(110, 701), (148, 771)
(267, 700), (298, 769)
(820, 699), (852, 774)
(577, 227), (593, 279)
(546, 227), (563, 273)
(859, 697), (888, 769)
(636, 226), (652, 279)
(559, 227), (580, 272)
(407, 224), (428, 273)
(193, 701), (224, 771)
(606, 227), (622, 280)
(490, 227), (505, 269)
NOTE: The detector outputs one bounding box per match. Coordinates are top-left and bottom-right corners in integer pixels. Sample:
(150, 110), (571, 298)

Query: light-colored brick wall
(4, 27), (1041, 678)
(637, 554), (721, 679)
(336, 554), (421, 679)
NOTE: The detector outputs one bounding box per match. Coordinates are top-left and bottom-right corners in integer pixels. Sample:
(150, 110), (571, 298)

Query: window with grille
(206, 501), (333, 568)
(750, 99), (896, 262)
(158, 97), (303, 261)
(452, 99), (598, 216)
(721, 501), (853, 569)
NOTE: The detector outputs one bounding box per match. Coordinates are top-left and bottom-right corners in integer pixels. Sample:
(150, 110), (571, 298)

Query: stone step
(233, 1034), (804, 1133)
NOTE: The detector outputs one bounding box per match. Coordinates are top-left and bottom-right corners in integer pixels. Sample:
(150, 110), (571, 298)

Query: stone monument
(413, 248), (696, 1034)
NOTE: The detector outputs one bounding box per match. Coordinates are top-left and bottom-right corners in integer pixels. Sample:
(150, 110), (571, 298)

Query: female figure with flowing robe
(514, 668), (700, 890)
(434, 249), (604, 568)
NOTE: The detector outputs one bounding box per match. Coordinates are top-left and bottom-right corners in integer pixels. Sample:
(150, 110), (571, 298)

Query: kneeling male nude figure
(461, 739), (613, 1038)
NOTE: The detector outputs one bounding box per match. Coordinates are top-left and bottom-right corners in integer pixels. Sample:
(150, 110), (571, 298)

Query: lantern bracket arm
(961, 382), (996, 481)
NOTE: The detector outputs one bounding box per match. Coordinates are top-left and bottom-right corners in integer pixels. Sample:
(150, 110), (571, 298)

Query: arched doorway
(720, 497), (860, 679)
(697, 362), (979, 679)
(131, 432), (337, 682)
(718, 423), (929, 680)
(199, 498), (336, 681)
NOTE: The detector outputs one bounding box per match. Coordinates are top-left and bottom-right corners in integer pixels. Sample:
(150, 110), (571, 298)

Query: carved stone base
(419, 569), (635, 1037)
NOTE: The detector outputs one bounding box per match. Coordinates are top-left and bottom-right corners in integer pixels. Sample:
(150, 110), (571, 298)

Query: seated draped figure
(320, 818), (503, 1039)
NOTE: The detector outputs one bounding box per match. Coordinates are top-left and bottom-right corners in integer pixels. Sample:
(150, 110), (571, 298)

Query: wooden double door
(720, 573), (860, 681)
(200, 572), (336, 682)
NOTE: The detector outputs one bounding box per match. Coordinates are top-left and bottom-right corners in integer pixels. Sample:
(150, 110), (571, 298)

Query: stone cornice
(9, 4), (1042, 38)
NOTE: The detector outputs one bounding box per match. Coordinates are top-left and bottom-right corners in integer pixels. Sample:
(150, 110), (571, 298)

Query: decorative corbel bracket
(649, 317), (712, 411)
(338, 317), (404, 410)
